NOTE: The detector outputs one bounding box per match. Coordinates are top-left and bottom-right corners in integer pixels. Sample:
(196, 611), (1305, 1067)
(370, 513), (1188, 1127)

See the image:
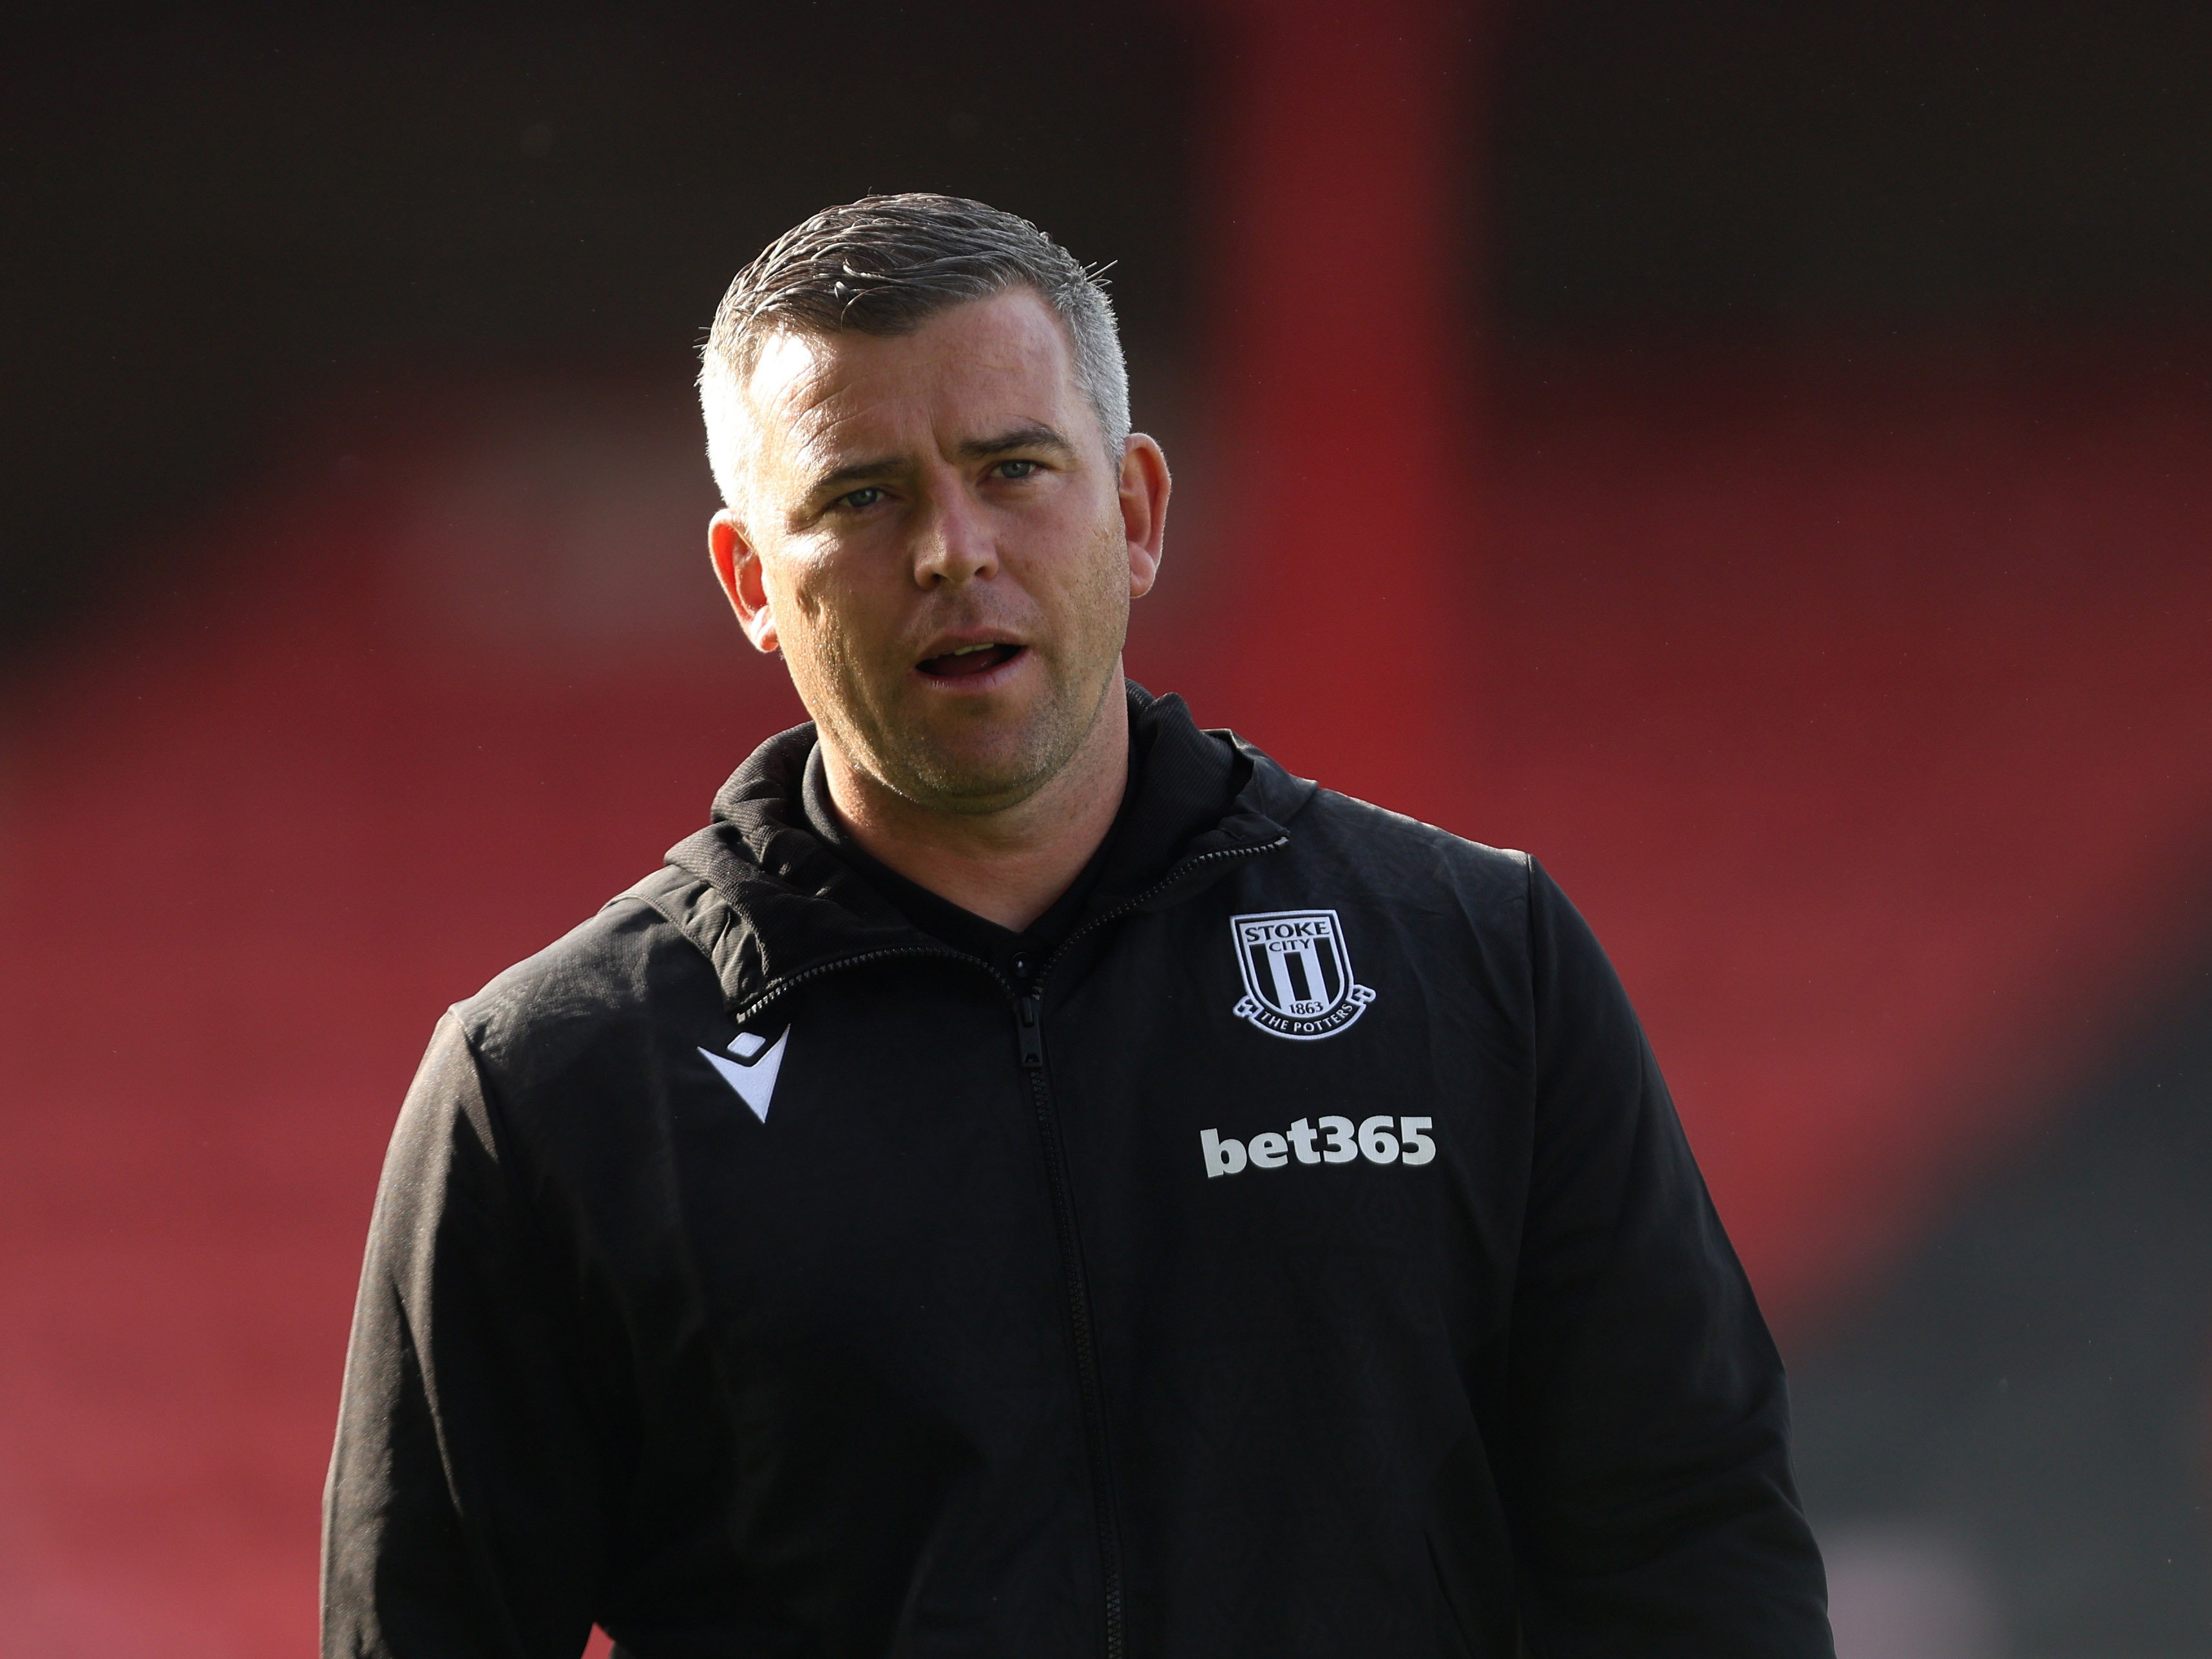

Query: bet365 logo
(1200, 1114), (1435, 1177)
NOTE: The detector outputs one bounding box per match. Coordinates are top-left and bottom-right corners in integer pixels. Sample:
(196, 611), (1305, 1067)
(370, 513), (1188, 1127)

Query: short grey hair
(699, 193), (1130, 506)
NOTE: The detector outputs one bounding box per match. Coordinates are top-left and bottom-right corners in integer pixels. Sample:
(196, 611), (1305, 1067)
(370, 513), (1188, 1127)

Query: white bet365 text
(1200, 1115), (1435, 1177)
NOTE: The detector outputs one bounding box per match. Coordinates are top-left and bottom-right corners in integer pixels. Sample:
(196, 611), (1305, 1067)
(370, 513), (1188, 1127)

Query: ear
(709, 509), (779, 654)
(1118, 433), (1171, 599)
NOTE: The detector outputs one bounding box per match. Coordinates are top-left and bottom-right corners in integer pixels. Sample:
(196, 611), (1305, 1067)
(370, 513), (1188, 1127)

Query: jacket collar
(649, 683), (1313, 1019)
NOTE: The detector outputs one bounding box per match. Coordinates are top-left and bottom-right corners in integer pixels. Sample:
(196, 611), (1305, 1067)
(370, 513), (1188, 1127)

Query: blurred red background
(5, 5), (2209, 1654)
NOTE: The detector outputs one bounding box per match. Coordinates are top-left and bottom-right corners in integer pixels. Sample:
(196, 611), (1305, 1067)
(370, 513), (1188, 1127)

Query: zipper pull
(1015, 994), (1045, 1070)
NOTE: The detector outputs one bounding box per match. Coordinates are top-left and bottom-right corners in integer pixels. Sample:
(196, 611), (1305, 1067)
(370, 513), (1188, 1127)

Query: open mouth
(916, 642), (1024, 680)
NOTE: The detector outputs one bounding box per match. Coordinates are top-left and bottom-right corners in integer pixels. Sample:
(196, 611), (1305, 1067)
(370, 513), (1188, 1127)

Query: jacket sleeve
(322, 1013), (615, 1659)
(1505, 860), (1833, 1658)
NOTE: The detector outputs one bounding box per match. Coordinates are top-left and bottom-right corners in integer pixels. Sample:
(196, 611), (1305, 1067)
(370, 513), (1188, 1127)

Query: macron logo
(698, 1027), (789, 1122)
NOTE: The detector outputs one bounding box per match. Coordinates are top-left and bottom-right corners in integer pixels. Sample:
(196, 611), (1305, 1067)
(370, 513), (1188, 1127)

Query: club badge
(1228, 909), (1377, 1040)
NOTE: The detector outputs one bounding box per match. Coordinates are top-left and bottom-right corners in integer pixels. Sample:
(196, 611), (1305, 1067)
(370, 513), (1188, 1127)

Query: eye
(993, 459), (1041, 480)
(833, 485), (886, 511)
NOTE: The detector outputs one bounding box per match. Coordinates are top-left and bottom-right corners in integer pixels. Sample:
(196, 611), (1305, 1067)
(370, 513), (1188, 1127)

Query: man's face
(711, 288), (1161, 814)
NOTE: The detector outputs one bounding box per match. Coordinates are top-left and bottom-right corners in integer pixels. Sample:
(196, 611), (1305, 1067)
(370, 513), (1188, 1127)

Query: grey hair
(698, 193), (1130, 506)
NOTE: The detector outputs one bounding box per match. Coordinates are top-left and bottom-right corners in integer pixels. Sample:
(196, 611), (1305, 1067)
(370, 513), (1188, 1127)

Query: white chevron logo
(697, 1027), (788, 1122)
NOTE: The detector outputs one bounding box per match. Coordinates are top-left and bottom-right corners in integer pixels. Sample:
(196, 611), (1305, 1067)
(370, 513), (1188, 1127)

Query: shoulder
(1282, 784), (1532, 930)
(446, 868), (725, 1103)
(1283, 791), (1611, 1009)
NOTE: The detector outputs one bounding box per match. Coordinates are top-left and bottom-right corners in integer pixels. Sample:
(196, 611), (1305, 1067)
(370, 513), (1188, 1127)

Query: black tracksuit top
(323, 688), (1833, 1659)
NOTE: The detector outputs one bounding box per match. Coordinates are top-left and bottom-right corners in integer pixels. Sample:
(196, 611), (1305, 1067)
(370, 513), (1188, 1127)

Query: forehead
(738, 289), (1085, 477)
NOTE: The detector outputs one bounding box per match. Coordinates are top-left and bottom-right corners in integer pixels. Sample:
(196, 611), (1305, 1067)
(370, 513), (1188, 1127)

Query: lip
(910, 632), (1033, 693)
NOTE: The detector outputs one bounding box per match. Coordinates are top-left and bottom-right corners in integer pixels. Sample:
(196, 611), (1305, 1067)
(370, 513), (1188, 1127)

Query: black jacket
(323, 687), (1831, 1659)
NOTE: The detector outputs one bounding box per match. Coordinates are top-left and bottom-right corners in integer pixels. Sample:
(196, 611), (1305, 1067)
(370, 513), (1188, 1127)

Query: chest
(656, 898), (1529, 1399)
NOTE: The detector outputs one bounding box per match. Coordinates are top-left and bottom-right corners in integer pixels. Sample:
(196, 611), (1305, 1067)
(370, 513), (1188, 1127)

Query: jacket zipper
(1013, 1010), (1122, 1656)
(1040, 835), (1289, 983)
(730, 833), (1289, 1659)
(725, 943), (973, 1030)
(1018, 833), (1288, 1659)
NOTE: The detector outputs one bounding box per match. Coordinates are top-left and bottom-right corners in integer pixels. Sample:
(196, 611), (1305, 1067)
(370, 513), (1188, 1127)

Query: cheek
(763, 548), (841, 636)
(774, 555), (897, 676)
(1077, 515), (1136, 613)
(1025, 497), (1127, 602)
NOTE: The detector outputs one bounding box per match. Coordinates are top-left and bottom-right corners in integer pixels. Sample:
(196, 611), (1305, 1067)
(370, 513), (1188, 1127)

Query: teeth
(948, 643), (997, 655)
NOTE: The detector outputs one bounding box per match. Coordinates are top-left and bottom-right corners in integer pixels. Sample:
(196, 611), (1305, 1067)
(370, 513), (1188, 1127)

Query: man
(324, 194), (1832, 1658)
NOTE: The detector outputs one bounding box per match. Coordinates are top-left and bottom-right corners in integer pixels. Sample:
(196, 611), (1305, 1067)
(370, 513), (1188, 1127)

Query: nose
(910, 483), (998, 589)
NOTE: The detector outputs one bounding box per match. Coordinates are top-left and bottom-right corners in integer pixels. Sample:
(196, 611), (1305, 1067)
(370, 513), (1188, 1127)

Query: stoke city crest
(1228, 909), (1377, 1041)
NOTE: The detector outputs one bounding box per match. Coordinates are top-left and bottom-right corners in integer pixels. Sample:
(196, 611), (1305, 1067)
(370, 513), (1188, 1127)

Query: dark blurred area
(1498, 1), (2212, 332)
(1, 1), (1201, 654)
(4, 5), (2209, 1655)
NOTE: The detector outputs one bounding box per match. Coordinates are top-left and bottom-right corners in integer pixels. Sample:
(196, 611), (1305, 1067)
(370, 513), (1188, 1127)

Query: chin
(907, 754), (1049, 811)
(891, 728), (1062, 811)
(854, 667), (1111, 809)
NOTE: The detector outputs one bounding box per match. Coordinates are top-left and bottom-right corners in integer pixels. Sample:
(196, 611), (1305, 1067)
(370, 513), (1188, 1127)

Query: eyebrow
(955, 422), (1078, 462)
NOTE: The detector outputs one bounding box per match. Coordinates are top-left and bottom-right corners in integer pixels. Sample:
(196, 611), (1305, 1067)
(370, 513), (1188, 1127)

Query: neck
(821, 679), (1130, 933)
